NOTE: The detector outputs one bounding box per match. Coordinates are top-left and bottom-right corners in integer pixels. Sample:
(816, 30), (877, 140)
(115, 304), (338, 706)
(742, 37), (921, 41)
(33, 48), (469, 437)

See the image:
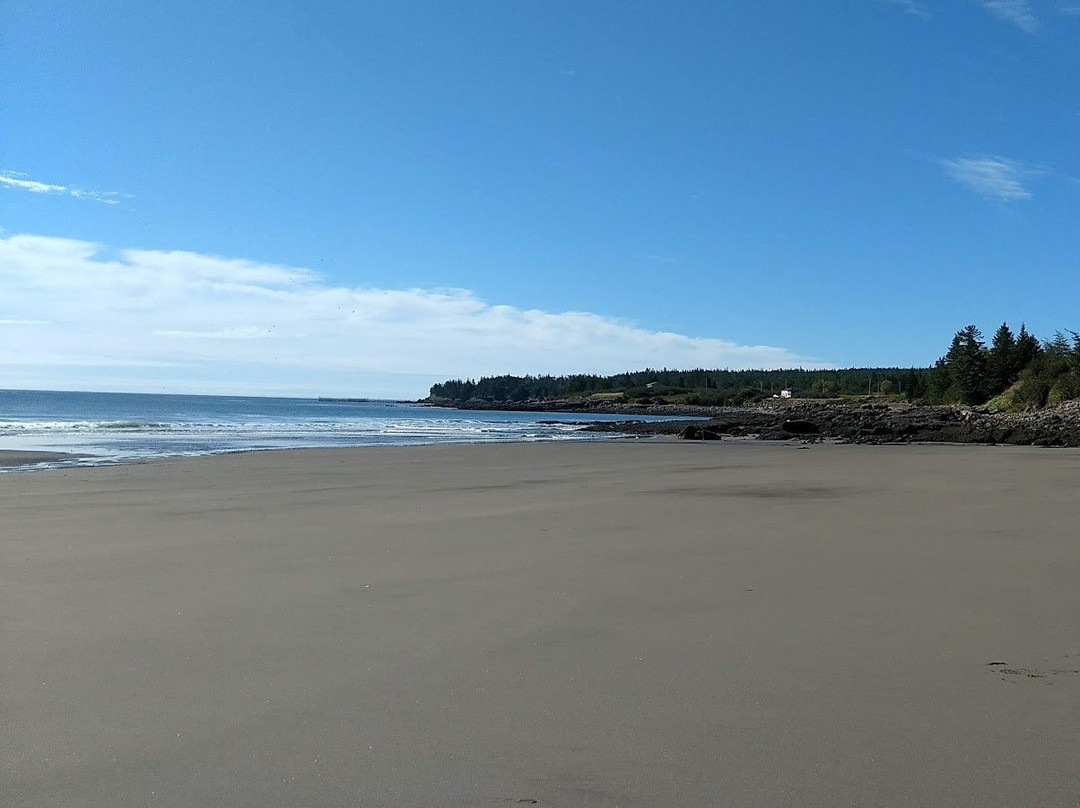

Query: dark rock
(681, 425), (723, 440)
(544, 400), (1080, 448)
(757, 430), (792, 441)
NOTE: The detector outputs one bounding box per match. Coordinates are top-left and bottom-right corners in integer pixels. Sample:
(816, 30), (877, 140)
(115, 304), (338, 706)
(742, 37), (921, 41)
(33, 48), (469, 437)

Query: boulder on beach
(680, 424), (723, 440)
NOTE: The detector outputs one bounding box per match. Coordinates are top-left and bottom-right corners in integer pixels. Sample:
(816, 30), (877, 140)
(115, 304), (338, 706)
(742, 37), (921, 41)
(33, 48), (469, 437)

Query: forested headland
(428, 322), (1080, 412)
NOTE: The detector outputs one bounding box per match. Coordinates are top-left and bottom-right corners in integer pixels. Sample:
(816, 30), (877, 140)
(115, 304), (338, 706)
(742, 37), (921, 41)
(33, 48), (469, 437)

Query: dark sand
(2, 442), (1078, 807)
(0, 449), (83, 468)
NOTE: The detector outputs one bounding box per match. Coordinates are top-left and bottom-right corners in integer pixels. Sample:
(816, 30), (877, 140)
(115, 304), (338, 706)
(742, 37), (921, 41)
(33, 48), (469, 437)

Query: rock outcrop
(426, 394), (1080, 447)
(579, 400), (1080, 447)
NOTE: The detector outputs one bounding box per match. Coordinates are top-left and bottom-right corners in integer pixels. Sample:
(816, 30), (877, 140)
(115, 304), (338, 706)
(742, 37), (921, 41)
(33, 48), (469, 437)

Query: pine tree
(1014, 324), (1041, 376)
(987, 322), (1016, 395)
(944, 325), (989, 405)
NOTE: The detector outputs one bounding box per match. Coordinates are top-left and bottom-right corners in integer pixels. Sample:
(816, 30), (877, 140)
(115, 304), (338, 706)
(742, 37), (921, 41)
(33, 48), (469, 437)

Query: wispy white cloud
(155, 327), (275, 340)
(976, 0), (1040, 32)
(940, 155), (1045, 201)
(879, 0), (933, 20)
(0, 171), (132, 205)
(0, 233), (826, 397)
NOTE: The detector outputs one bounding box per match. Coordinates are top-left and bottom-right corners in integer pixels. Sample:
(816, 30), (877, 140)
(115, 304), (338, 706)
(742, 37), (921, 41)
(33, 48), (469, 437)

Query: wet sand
(3, 442), (1078, 807)
(0, 449), (83, 468)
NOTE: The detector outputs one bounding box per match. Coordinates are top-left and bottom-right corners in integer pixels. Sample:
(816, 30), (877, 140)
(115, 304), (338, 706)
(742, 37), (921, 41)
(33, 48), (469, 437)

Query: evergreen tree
(943, 325), (989, 405)
(903, 369), (922, 401)
(926, 357), (952, 404)
(1014, 324), (1041, 376)
(987, 322), (1016, 395)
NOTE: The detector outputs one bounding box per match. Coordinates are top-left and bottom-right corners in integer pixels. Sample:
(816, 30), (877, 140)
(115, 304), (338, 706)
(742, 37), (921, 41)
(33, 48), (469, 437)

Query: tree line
(428, 322), (1080, 411)
(430, 367), (925, 405)
(924, 323), (1080, 409)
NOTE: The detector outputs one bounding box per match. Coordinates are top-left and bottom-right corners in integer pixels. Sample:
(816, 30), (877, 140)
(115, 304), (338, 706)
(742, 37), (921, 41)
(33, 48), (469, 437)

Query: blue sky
(2, 1), (1078, 397)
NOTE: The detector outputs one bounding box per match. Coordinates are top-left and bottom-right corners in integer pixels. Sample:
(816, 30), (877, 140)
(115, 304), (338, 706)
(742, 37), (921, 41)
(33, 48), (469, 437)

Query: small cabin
(645, 381), (660, 389)
(780, 389), (793, 399)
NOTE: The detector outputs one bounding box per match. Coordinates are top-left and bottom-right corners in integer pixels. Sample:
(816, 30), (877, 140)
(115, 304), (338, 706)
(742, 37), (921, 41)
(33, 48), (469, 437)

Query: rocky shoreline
(424, 397), (1080, 447)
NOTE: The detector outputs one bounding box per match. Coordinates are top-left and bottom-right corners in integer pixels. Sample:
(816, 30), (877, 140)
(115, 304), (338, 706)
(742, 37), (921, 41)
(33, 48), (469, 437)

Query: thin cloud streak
(879, 0), (933, 20)
(155, 327), (275, 340)
(940, 155), (1042, 201)
(976, 0), (1040, 32)
(0, 233), (828, 397)
(0, 171), (132, 205)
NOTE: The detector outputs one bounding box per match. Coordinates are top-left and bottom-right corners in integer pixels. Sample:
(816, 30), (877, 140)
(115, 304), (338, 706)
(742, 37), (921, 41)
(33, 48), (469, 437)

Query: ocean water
(0, 389), (687, 470)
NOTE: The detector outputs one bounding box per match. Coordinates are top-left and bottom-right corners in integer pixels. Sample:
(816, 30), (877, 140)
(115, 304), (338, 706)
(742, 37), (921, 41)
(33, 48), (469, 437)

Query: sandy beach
(3, 441), (1078, 807)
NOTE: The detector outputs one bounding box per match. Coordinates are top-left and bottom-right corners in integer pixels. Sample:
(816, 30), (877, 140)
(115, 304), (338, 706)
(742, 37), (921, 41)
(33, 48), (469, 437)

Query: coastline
(4, 441), (1079, 806)
(0, 391), (697, 471)
(429, 397), (1080, 447)
(6, 393), (1080, 473)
